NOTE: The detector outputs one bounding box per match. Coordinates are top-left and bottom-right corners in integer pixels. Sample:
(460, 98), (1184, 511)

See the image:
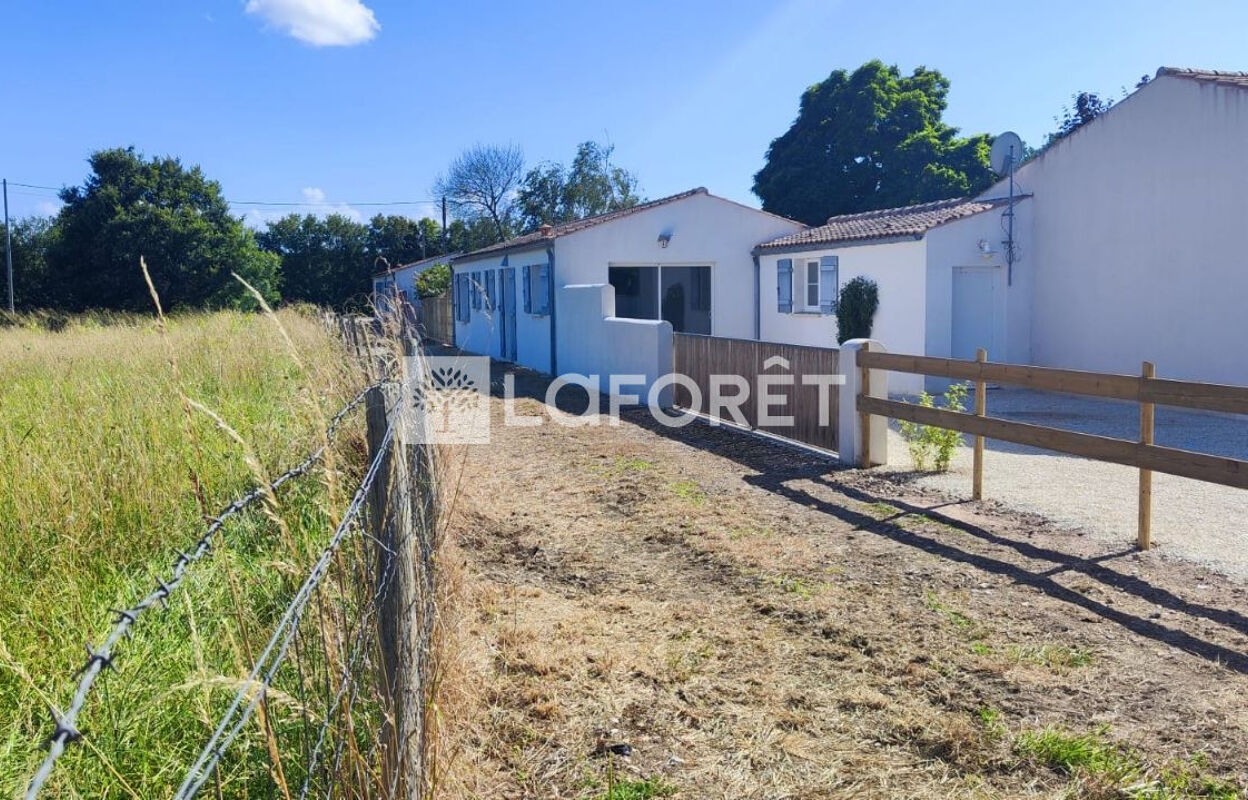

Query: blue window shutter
(777, 258), (793, 313)
(819, 255), (838, 314)
(538, 263), (551, 314)
(472, 272), (480, 310)
(522, 265), (532, 313)
(486, 270), (495, 310)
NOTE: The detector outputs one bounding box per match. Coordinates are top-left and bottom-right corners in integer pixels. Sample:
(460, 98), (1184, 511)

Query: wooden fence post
(1138, 361), (1155, 550)
(973, 348), (987, 500)
(364, 383), (424, 798)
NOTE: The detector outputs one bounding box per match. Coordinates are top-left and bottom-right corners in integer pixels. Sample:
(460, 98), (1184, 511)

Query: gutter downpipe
(751, 253), (761, 340)
(546, 244), (558, 376)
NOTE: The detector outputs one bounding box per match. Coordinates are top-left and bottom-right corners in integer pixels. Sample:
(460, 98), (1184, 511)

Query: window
(455, 273), (470, 322)
(522, 263), (551, 315)
(804, 260), (820, 311)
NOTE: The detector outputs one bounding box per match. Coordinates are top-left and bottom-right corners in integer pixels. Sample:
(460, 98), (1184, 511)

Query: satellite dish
(990, 131), (1024, 175)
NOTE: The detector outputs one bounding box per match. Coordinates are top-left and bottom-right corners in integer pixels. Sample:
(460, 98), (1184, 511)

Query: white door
(951, 266), (1000, 360)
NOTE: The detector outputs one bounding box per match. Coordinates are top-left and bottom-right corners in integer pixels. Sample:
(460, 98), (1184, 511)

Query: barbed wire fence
(25, 317), (442, 800)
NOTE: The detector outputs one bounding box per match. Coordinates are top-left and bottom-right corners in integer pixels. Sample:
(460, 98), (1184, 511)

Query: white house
(450, 188), (802, 396)
(754, 197), (1027, 394)
(372, 252), (460, 313)
(447, 66), (1248, 404)
(753, 66), (1248, 390)
(984, 67), (1248, 385)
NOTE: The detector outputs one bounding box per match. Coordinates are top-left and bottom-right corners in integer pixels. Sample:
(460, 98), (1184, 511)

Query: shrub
(415, 263), (452, 297)
(836, 276), (879, 344)
(898, 382), (969, 472)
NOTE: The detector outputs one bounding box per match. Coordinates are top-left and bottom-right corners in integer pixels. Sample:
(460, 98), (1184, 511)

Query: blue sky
(3, 0), (1246, 225)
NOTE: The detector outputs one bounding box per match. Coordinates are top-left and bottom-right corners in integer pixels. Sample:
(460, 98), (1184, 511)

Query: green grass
(1015, 727), (1241, 798)
(1016, 726), (1139, 782)
(1009, 643), (1095, 670)
(669, 479), (705, 504)
(0, 309), (368, 797)
(922, 591), (975, 630)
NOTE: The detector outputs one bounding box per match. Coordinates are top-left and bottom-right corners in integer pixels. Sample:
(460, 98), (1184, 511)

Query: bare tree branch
(433, 143), (524, 243)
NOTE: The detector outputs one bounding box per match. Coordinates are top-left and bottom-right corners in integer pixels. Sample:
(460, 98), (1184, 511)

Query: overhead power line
(5, 180), (439, 209)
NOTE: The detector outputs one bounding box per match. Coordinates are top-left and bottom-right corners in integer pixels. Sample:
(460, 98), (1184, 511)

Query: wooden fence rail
(674, 333), (840, 452)
(857, 348), (1248, 549)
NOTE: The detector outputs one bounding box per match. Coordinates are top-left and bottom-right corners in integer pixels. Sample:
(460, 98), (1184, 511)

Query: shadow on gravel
(431, 348), (1248, 675)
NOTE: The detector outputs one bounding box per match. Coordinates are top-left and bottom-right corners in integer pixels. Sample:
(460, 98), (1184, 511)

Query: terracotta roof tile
(757, 196), (1012, 251)
(1157, 67), (1248, 89)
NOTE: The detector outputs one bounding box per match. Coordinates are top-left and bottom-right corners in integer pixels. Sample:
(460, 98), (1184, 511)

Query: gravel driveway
(886, 388), (1248, 578)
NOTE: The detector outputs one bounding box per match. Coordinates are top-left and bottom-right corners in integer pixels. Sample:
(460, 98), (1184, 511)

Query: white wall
(452, 248), (553, 374)
(558, 284), (674, 405)
(982, 75), (1248, 384)
(758, 239), (927, 394)
(924, 200), (1033, 368)
(554, 192), (802, 340)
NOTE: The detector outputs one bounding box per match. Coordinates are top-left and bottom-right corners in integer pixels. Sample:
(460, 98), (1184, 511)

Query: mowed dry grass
(437, 367), (1248, 799)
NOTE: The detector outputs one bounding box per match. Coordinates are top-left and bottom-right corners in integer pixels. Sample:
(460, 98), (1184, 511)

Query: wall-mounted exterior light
(657, 232), (672, 248)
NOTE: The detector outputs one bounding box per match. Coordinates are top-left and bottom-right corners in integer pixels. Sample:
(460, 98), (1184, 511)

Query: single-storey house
(372, 252), (460, 313)
(752, 65), (1248, 389)
(448, 65), (1248, 402)
(449, 188), (802, 394)
(754, 196), (1027, 394)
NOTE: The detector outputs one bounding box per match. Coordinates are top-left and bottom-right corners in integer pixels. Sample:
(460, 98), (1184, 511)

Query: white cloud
(245, 0), (379, 47)
(301, 186), (327, 204)
(36, 200), (62, 217)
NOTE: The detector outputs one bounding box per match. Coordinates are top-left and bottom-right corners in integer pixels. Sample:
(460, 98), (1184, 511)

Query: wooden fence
(673, 333), (840, 451)
(856, 347), (1248, 549)
(418, 292), (454, 345)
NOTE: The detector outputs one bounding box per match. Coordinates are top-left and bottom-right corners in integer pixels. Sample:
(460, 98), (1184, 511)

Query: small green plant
(1015, 726), (1137, 780)
(1009, 643), (1095, 670)
(868, 501), (900, 518)
(617, 457), (655, 473)
(923, 591), (975, 629)
(978, 706), (1007, 741)
(898, 382), (969, 472)
(670, 479), (705, 504)
(769, 574), (823, 599)
(836, 275), (879, 343)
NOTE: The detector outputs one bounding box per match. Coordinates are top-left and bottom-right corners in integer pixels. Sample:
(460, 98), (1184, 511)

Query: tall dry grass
(0, 309), (372, 796)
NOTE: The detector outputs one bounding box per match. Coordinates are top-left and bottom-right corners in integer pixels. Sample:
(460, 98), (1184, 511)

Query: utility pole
(441, 196), (448, 253)
(4, 179), (13, 313)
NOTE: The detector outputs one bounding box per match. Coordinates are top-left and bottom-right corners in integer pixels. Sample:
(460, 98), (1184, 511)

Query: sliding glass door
(608, 265), (711, 335)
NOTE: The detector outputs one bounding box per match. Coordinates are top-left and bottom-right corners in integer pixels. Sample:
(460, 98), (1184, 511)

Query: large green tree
(517, 141), (640, 231)
(257, 213), (371, 307)
(48, 147), (278, 310)
(753, 61), (993, 224)
(1, 217), (58, 310)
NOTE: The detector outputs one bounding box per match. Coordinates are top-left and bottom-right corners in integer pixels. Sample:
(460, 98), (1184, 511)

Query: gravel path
(885, 388), (1248, 579)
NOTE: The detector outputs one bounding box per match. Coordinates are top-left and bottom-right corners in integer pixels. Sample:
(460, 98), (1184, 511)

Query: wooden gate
(673, 333), (840, 451)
